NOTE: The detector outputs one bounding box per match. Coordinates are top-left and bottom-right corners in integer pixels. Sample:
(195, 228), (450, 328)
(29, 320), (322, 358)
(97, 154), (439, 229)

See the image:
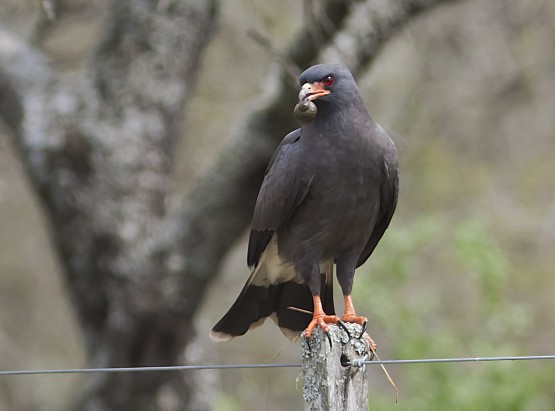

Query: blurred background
(1, 0), (554, 410)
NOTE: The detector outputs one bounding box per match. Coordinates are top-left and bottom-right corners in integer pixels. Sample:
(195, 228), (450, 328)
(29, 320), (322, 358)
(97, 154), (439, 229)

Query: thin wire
(0, 363), (301, 376)
(354, 354), (555, 367)
(0, 355), (554, 377)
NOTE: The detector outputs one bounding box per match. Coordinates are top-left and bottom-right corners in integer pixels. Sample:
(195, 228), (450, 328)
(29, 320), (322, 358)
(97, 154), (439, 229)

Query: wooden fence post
(301, 323), (369, 410)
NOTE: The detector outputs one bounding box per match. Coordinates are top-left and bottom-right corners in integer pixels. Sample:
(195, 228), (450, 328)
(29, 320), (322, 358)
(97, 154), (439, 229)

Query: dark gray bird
(210, 63), (398, 343)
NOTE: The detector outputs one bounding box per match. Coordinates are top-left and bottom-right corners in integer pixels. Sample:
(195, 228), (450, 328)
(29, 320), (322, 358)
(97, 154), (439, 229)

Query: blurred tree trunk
(0, 0), (456, 409)
(1, 0), (219, 409)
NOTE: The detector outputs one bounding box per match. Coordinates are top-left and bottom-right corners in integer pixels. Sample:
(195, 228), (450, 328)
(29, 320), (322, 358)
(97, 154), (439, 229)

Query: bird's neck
(308, 99), (374, 133)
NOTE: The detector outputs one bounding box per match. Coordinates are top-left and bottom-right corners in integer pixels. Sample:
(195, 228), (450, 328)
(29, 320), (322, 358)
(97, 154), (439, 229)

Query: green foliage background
(356, 216), (554, 410)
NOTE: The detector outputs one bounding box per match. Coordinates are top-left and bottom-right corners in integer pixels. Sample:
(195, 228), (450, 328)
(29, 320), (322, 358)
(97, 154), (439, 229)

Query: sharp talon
(368, 349), (375, 361)
(337, 320), (351, 337)
(360, 321), (368, 338)
(305, 335), (313, 355)
(324, 330), (333, 349)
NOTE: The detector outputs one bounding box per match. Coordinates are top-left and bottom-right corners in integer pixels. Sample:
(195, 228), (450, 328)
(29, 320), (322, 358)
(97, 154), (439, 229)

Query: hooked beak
(298, 82), (331, 102)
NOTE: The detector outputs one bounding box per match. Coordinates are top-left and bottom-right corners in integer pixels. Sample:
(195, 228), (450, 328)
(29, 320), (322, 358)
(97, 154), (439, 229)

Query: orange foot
(304, 295), (339, 339)
(305, 313), (339, 338)
(340, 314), (368, 326)
(365, 333), (378, 352)
(340, 295), (378, 351)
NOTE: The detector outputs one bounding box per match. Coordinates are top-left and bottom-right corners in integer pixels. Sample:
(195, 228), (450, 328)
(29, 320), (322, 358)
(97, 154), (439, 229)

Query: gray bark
(1, 0), (218, 409)
(0, 0), (457, 409)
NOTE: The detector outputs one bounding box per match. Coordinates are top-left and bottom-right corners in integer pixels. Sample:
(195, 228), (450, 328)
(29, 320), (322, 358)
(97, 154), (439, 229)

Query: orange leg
(340, 295), (367, 325)
(340, 295), (377, 351)
(304, 295), (339, 338)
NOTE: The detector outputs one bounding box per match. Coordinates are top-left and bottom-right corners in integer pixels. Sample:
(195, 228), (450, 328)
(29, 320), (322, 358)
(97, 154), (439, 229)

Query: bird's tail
(209, 265), (334, 342)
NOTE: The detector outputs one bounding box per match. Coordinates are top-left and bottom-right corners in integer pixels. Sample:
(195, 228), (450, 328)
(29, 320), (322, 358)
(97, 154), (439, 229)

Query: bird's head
(298, 63), (359, 108)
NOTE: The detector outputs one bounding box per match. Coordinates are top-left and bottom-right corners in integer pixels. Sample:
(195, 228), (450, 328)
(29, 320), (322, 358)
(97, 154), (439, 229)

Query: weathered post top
(301, 323), (369, 411)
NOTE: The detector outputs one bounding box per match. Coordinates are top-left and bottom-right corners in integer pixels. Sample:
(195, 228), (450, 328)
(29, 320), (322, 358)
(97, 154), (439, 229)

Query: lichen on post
(300, 323), (369, 411)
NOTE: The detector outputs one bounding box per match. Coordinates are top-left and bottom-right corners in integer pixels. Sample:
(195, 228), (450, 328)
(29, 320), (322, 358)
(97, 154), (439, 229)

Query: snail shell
(294, 100), (317, 124)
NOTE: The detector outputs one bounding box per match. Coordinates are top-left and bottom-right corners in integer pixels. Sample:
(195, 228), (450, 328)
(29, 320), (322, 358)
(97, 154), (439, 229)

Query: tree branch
(320, 0), (456, 74)
(0, 24), (73, 188)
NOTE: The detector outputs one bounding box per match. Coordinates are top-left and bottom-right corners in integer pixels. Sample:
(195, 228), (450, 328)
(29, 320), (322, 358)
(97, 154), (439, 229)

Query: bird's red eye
(322, 75), (335, 87)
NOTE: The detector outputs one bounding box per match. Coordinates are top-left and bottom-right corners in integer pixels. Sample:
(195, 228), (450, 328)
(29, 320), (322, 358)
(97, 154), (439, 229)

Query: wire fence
(1, 354), (554, 377)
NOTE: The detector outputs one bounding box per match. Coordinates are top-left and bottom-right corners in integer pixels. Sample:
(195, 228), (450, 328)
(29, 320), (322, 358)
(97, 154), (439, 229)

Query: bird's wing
(247, 129), (311, 268)
(357, 150), (399, 267)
